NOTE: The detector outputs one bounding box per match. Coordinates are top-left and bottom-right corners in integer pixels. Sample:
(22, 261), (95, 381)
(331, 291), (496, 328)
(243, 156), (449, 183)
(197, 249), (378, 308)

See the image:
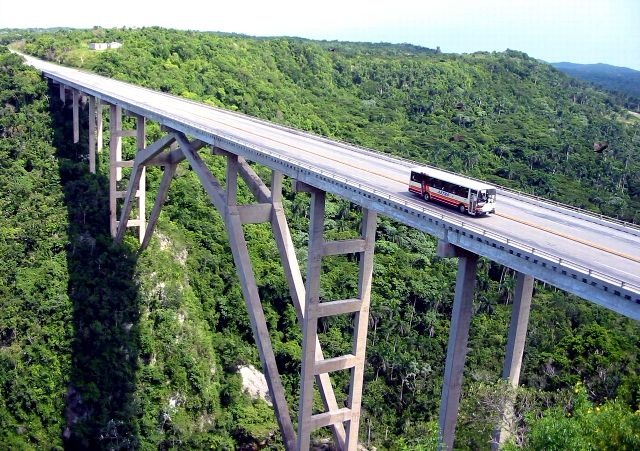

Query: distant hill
(552, 61), (640, 99)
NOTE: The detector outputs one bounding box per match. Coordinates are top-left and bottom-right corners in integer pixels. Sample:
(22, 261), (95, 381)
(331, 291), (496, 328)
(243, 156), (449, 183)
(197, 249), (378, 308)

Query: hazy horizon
(1, 0), (638, 71)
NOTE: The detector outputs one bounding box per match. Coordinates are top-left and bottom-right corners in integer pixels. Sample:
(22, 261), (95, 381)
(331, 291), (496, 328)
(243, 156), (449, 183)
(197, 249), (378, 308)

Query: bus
(409, 167), (496, 215)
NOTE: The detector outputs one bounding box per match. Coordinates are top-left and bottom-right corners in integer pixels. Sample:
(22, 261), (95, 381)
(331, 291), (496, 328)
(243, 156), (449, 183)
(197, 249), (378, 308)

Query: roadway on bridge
(21, 54), (640, 297)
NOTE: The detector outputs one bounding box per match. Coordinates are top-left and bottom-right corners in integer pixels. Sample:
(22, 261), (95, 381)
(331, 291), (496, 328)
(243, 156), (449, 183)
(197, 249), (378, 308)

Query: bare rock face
(238, 365), (272, 406)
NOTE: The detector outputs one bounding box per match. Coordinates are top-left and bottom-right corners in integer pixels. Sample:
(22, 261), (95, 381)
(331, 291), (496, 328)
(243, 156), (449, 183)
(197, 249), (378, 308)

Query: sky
(1, 0), (639, 70)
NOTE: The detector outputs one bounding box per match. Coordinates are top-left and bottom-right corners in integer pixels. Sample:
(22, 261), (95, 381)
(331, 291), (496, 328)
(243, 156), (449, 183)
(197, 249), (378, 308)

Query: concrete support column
(96, 99), (104, 152)
(72, 89), (80, 144)
(136, 115), (147, 244)
(494, 272), (534, 448)
(438, 242), (478, 450)
(109, 104), (122, 237)
(88, 97), (96, 173)
(298, 188), (326, 451)
(59, 84), (66, 104)
(345, 208), (377, 449)
(221, 153), (297, 450)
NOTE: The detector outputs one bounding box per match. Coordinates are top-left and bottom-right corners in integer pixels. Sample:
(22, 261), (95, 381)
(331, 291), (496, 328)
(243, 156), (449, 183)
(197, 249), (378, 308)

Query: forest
(551, 62), (640, 111)
(0, 27), (639, 450)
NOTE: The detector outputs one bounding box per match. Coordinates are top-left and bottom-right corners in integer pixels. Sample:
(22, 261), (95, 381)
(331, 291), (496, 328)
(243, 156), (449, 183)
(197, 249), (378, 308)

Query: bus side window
(411, 172), (418, 182)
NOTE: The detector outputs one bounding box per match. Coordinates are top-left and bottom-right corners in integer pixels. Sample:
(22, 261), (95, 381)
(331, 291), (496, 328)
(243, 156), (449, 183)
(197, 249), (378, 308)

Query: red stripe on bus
(429, 191), (463, 206)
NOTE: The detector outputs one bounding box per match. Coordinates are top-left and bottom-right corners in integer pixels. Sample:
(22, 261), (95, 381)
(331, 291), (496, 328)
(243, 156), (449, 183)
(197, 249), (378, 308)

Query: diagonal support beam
(115, 133), (178, 243)
(175, 133), (226, 211)
(179, 136), (297, 449)
(135, 133), (177, 166)
(139, 141), (200, 250)
(141, 163), (177, 250)
(238, 161), (347, 448)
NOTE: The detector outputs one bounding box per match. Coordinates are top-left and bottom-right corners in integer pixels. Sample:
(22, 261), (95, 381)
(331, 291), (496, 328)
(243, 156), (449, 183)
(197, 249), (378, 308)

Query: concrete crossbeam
(315, 354), (357, 375)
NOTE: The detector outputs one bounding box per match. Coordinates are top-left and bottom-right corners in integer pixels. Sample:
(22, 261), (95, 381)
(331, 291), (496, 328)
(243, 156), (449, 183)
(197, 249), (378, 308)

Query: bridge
(21, 53), (640, 450)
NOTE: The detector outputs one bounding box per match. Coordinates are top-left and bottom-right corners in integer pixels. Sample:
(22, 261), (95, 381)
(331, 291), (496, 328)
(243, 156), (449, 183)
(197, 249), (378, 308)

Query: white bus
(409, 167), (496, 215)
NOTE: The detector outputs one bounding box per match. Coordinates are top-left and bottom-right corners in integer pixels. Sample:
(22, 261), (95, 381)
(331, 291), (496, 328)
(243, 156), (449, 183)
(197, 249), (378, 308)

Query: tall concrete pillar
(72, 89), (80, 144)
(298, 188), (325, 451)
(96, 99), (104, 152)
(88, 97), (96, 173)
(438, 242), (478, 450)
(136, 115), (146, 244)
(297, 184), (377, 450)
(493, 272), (534, 448)
(109, 104), (122, 237)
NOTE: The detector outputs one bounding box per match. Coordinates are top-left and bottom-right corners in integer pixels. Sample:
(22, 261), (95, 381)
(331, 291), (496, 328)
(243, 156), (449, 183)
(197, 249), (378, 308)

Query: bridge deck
(21, 54), (640, 319)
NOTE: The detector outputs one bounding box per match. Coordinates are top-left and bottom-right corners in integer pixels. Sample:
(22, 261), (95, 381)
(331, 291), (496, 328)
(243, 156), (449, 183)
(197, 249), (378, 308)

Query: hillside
(1, 29), (640, 450)
(552, 62), (640, 98)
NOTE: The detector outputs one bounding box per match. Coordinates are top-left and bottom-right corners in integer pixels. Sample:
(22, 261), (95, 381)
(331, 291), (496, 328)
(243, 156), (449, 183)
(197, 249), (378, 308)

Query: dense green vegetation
(552, 62), (640, 111)
(1, 27), (639, 449)
(0, 46), (71, 449)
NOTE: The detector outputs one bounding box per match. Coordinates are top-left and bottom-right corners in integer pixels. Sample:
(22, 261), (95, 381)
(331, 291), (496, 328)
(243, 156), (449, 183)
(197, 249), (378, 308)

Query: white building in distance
(88, 42), (123, 51)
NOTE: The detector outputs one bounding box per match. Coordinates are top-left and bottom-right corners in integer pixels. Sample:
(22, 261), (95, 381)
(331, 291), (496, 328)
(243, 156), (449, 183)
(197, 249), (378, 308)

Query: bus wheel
(459, 204), (466, 214)
(423, 193), (430, 202)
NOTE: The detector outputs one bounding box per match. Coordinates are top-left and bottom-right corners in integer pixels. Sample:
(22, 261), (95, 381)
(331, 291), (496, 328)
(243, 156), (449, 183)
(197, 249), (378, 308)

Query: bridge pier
(437, 241), (478, 450)
(72, 89), (80, 144)
(297, 184), (377, 450)
(237, 161), (348, 449)
(87, 97), (106, 174)
(493, 272), (534, 448)
(108, 106), (146, 243)
(88, 97), (96, 173)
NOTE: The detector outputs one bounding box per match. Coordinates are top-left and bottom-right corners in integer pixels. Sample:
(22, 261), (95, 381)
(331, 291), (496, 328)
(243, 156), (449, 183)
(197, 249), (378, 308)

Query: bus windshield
(477, 189), (496, 203)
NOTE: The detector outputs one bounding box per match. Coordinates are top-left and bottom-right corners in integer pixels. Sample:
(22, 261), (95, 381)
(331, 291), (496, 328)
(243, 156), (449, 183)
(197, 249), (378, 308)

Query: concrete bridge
(20, 53), (640, 450)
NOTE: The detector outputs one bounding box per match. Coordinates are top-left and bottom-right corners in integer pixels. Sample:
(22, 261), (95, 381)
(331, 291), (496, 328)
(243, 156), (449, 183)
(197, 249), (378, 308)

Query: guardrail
(39, 68), (640, 305)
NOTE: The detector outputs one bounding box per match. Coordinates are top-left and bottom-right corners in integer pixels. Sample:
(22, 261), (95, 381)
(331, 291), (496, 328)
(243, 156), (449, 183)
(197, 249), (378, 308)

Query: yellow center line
(496, 211), (640, 264)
